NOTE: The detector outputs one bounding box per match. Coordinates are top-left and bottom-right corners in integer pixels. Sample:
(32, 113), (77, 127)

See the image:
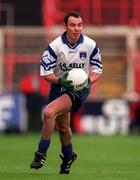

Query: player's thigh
(45, 93), (72, 117)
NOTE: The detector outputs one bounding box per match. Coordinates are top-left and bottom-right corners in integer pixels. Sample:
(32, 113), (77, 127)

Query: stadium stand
(42, 0), (140, 26)
(0, 0), (140, 99)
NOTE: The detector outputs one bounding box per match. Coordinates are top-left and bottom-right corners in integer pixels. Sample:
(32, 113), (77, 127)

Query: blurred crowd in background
(0, 0), (140, 134)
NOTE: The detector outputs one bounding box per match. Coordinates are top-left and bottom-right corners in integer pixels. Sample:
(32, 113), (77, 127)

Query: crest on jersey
(58, 52), (65, 60)
(79, 51), (87, 60)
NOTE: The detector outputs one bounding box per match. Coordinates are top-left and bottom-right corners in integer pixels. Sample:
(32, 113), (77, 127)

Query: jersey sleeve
(40, 45), (57, 76)
(90, 45), (102, 74)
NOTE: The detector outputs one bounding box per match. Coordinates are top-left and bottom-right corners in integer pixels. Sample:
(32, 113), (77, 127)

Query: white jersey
(40, 32), (102, 77)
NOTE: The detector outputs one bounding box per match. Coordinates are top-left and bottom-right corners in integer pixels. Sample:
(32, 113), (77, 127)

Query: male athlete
(30, 11), (102, 174)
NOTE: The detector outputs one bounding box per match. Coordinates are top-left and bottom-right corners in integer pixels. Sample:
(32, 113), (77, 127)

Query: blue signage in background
(0, 94), (131, 135)
(0, 94), (27, 133)
(80, 99), (130, 135)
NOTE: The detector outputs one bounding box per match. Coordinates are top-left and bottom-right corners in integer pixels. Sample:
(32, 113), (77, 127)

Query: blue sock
(62, 144), (73, 161)
(38, 138), (50, 155)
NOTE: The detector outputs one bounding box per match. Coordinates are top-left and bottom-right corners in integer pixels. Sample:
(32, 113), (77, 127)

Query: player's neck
(66, 34), (78, 45)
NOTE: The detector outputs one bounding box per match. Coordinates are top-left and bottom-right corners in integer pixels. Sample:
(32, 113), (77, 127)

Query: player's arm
(40, 42), (75, 91)
(89, 72), (101, 84)
(43, 73), (74, 91)
(43, 73), (59, 84)
(82, 72), (100, 93)
(89, 44), (102, 84)
(83, 44), (102, 92)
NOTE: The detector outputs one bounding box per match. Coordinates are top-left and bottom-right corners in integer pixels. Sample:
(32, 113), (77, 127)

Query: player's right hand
(83, 78), (91, 92)
(58, 73), (74, 91)
(79, 78), (91, 93)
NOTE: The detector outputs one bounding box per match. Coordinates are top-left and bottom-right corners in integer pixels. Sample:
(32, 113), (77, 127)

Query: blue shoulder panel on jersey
(47, 45), (57, 60)
(90, 45), (99, 57)
(90, 61), (102, 69)
(90, 45), (102, 69)
(40, 60), (47, 70)
(41, 58), (56, 70)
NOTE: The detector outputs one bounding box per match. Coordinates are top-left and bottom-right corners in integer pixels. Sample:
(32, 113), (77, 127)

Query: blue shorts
(49, 84), (89, 112)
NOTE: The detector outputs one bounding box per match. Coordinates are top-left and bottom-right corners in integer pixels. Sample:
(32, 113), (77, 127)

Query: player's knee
(58, 126), (69, 135)
(43, 108), (54, 120)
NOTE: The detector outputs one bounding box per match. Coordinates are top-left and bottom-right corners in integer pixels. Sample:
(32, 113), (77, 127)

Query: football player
(30, 11), (102, 174)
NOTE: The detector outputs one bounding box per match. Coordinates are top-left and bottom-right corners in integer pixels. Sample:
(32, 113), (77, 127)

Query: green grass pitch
(0, 133), (139, 180)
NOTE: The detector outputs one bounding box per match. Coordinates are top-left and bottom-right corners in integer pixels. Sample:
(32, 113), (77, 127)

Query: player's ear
(64, 23), (67, 30)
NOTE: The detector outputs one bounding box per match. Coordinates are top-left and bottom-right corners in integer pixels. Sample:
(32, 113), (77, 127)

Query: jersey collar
(61, 31), (84, 49)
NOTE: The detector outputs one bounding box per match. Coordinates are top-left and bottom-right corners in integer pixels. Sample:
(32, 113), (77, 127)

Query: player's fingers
(66, 80), (73, 84)
(63, 72), (68, 79)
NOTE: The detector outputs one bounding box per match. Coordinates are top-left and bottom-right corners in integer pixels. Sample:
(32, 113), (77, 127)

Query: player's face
(65, 16), (83, 44)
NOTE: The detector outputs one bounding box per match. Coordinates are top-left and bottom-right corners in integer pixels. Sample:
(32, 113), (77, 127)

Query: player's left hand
(58, 73), (74, 91)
